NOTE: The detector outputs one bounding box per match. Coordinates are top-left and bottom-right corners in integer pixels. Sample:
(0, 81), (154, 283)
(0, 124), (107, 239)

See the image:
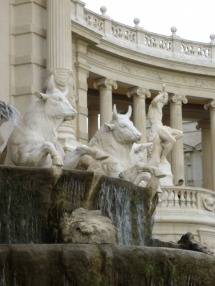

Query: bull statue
(85, 105), (165, 188)
(4, 75), (105, 171)
(0, 101), (20, 164)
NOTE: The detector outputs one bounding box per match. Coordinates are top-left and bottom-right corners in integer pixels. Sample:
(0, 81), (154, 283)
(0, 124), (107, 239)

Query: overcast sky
(84, 0), (214, 43)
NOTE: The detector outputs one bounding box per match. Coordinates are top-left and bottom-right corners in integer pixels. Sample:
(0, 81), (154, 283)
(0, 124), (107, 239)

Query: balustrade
(72, 5), (215, 62)
(159, 186), (215, 213)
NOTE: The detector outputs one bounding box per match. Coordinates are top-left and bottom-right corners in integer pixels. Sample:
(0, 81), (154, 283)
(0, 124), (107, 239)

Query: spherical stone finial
(133, 18), (140, 27)
(210, 34), (215, 43)
(100, 6), (107, 16)
(171, 26), (177, 35)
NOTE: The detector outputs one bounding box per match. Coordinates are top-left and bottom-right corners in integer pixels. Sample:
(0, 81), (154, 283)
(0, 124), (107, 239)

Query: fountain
(0, 83), (215, 285)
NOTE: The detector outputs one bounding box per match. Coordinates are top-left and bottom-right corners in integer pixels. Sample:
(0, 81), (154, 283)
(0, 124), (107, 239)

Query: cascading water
(96, 178), (149, 246)
(0, 167), (214, 285)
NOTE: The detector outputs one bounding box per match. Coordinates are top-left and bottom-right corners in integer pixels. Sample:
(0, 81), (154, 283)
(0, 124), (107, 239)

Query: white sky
(84, 0), (215, 43)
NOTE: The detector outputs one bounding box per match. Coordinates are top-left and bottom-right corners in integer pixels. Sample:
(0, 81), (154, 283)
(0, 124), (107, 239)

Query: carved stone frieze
(88, 50), (215, 91)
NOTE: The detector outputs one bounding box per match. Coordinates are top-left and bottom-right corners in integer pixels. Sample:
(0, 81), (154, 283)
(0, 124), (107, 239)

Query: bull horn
(113, 104), (118, 120)
(126, 105), (132, 118)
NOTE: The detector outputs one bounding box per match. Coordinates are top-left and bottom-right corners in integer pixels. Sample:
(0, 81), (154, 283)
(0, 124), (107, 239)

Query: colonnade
(46, 0), (215, 190)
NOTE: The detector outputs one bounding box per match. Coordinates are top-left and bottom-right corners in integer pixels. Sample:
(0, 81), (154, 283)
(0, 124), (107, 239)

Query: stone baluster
(196, 120), (213, 190)
(170, 94), (188, 185)
(127, 87), (151, 149)
(94, 78), (118, 126)
(204, 100), (215, 191)
(88, 106), (99, 140)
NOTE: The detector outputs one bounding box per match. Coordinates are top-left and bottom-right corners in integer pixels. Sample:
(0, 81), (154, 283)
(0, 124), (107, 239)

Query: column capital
(196, 119), (210, 130)
(127, 87), (151, 99)
(94, 78), (118, 90)
(204, 99), (215, 111)
(170, 94), (188, 104)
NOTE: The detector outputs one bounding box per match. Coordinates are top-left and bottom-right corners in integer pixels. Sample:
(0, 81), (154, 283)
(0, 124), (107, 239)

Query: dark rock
(178, 232), (214, 255)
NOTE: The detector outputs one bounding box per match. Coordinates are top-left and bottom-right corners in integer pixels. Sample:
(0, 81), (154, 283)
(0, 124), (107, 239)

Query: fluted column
(0, 0), (10, 102)
(170, 94), (187, 184)
(196, 120), (212, 189)
(47, 0), (71, 77)
(47, 0), (77, 151)
(204, 100), (215, 191)
(88, 106), (99, 140)
(94, 78), (118, 126)
(127, 87), (151, 142)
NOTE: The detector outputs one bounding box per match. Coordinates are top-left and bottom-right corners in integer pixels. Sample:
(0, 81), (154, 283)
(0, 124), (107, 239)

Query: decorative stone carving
(84, 104), (165, 190)
(202, 195), (215, 211)
(94, 77), (118, 90)
(60, 208), (117, 244)
(0, 101), (20, 153)
(170, 94), (188, 105)
(4, 75), (76, 168)
(147, 85), (183, 185)
(3, 76), (105, 173)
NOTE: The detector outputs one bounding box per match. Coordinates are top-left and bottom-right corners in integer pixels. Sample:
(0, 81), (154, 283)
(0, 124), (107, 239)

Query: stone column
(47, 0), (77, 151)
(170, 94), (187, 184)
(88, 106), (99, 140)
(94, 78), (117, 126)
(127, 87), (151, 162)
(204, 100), (215, 191)
(47, 0), (71, 77)
(75, 40), (90, 144)
(196, 120), (212, 189)
(127, 87), (151, 142)
(0, 0), (10, 102)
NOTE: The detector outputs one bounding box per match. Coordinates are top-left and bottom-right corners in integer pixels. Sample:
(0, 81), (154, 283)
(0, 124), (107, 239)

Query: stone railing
(159, 186), (215, 213)
(154, 186), (215, 250)
(71, 1), (215, 62)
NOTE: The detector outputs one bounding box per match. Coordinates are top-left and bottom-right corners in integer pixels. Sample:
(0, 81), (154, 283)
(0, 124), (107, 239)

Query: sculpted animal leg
(63, 145), (109, 170)
(13, 142), (63, 167)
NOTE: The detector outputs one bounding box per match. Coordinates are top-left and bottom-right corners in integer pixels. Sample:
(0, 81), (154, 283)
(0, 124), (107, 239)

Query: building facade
(1, 0), (215, 249)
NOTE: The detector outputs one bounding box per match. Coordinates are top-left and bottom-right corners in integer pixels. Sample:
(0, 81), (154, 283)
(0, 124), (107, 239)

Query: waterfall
(97, 179), (147, 246)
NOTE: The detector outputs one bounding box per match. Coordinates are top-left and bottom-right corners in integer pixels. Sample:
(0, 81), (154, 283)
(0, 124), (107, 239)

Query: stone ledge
(0, 244), (214, 285)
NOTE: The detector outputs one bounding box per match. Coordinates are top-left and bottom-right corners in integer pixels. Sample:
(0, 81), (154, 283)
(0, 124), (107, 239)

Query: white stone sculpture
(60, 208), (116, 244)
(147, 84), (183, 185)
(4, 75), (105, 172)
(0, 101), (20, 153)
(85, 105), (165, 188)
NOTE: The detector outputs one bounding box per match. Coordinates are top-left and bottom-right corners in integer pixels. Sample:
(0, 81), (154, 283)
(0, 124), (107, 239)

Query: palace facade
(1, 0), (215, 249)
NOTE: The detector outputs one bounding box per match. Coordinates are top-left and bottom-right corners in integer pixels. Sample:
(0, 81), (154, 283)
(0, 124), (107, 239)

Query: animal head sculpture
(104, 105), (142, 143)
(34, 75), (77, 121)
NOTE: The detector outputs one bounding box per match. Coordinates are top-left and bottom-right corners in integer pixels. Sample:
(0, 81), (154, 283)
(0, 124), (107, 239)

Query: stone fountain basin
(0, 244), (214, 285)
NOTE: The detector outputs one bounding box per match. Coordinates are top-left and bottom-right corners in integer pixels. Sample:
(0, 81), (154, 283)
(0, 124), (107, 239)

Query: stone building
(1, 0), (215, 249)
